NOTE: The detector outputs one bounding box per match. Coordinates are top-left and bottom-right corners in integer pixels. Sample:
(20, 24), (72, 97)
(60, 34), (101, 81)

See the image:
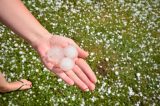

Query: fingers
(52, 66), (95, 91)
(76, 58), (97, 83)
(52, 67), (92, 91)
(52, 68), (74, 85)
(65, 70), (89, 91)
(72, 65), (95, 91)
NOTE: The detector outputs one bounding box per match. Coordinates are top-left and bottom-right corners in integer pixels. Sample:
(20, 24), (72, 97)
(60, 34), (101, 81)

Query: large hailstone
(64, 45), (78, 58)
(60, 57), (75, 71)
(47, 46), (64, 64)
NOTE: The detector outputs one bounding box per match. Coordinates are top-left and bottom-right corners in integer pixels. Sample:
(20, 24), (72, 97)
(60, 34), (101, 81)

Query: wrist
(28, 30), (51, 49)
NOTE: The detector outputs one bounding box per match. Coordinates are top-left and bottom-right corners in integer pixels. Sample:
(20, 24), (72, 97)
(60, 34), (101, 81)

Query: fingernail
(94, 79), (97, 83)
(91, 78), (97, 84)
(69, 81), (74, 85)
(86, 51), (89, 55)
(90, 83), (95, 91)
(84, 88), (89, 92)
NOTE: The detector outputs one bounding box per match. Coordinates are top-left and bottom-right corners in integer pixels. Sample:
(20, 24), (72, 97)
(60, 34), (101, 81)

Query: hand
(36, 34), (97, 91)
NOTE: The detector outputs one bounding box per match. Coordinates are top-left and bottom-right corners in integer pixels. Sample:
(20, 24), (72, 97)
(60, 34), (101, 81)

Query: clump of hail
(59, 57), (75, 71)
(46, 46), (64, 64)
(47, 44), (78, 71)
(63, 45), (78, 58)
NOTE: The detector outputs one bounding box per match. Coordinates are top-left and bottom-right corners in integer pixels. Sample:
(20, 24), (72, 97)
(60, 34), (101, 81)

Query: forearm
(0, 0), (50, 47)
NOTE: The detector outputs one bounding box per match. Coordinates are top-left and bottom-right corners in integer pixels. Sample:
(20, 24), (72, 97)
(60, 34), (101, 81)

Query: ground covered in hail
(0, 0), (159, 106)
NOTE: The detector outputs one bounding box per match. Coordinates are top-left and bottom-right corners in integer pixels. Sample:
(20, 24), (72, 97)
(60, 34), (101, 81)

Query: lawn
(0, 0), (159, 106)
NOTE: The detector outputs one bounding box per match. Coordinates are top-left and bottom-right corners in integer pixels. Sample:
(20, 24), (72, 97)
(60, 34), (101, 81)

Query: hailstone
(47, 46), (64, 64)
(60, 57), (75, 71)
(64, 45), (78, 58)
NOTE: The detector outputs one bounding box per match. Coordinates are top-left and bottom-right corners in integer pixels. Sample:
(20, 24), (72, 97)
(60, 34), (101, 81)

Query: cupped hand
(36, 35), (97, 91)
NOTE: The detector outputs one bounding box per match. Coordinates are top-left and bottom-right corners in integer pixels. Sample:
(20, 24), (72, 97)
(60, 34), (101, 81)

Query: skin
(0, 0), (97, 92)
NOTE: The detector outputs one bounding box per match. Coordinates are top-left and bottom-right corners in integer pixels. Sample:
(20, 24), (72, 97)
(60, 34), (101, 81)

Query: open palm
(36, 35), (97, 91)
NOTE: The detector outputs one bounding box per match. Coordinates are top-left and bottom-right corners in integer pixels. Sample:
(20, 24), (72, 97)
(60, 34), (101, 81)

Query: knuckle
(73, 65), (79, 71)
(76, 58), (82, 63)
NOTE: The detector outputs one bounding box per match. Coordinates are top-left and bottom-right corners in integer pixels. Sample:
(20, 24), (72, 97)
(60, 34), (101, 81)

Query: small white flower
(115, 71), (119, 75)
(90, 52), (94, 56)
(107, 87), (111, 94)
(91, 96), (97, 102)
(71, 95), (76, 101)
(136, 73), (141, 77)
(128, 87), (135, 96)
(14, 43), (18, 47)
(118, 35), (122, 39)
(57, 78), (62, 82)
(19, 51), (24, 54)
(86, 25), (90, 30)
(105, 57), (109, 61)
(35, 69), (39, 72)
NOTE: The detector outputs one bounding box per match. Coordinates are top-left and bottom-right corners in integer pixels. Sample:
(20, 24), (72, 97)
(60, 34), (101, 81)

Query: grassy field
(0, 0), (160, 106)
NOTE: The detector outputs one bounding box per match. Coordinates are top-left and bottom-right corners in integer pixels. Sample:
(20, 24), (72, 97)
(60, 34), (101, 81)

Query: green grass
(0, 0), (160, 106)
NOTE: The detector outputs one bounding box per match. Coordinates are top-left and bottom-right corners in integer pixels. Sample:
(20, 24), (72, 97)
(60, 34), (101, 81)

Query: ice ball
(60, 57), (75, 71)
(47, 46), (64, 64)
(64, 45), (78, 58)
